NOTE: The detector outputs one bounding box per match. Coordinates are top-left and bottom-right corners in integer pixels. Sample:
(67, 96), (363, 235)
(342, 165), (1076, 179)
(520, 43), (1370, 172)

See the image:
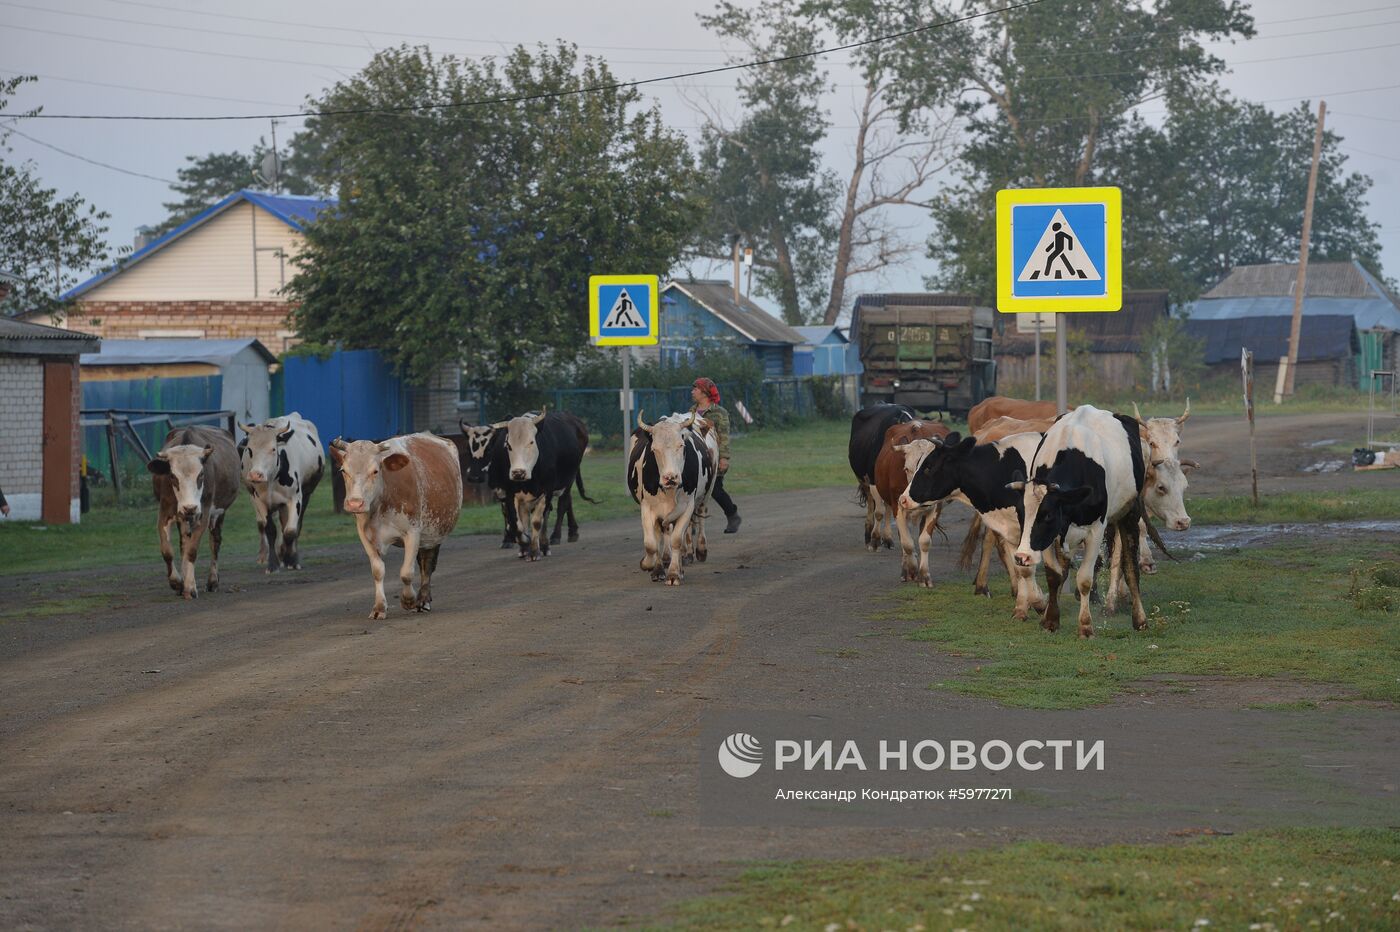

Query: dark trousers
(712, 472), (737, 517)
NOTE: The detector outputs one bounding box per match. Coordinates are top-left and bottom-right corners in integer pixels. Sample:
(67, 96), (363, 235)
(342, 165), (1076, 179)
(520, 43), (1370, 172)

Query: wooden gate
(42, 360), (74, 525)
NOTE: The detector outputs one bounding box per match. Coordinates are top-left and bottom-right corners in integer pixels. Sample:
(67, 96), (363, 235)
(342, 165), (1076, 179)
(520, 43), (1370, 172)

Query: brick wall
(67, 300), (299, 351)
(0, 355), (44, 518)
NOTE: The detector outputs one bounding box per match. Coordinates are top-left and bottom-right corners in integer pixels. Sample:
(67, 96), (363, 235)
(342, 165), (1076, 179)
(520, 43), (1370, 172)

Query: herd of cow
(143, 404), (728, 617)
(142, 392), (1192, 634)
(849, 395), (1197, 637)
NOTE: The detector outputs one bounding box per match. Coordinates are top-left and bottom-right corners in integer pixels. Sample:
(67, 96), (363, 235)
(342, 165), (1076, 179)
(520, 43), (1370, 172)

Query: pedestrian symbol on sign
(603, 288), (643, 328)
(1018, 209), (1101, 283)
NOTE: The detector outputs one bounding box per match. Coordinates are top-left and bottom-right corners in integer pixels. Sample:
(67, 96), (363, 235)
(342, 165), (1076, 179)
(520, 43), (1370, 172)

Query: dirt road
(1, 413), (1396, 930)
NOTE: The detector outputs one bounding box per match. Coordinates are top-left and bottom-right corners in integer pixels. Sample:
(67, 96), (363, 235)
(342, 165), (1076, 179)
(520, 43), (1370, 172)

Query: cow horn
(490, 419), (511, 430)
(682, 412), (696, 429)
(1132, 402), (1147, 426)
(533, 406), (548, 424)
(1180, 458), (1201, 470)
(239, 421), (259, 435)
(636, 409), (654, 433)
(1177, 397), (1191, 425)
(330, 437), (348, 451)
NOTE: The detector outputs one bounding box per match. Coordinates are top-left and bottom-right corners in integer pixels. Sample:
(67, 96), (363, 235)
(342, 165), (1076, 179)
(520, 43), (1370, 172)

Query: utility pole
(731, 237), (741, 303)
(269, 118), (281, 193)
(1282, 99), (1326, 400)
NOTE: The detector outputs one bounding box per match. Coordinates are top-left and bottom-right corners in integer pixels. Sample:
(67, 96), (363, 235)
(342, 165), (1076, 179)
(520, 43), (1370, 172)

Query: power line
(0, 68), (301, 108)
(1, 120), (175, 183)
(9, 0), (1049, 122)
(1340, 144), (1400, 164)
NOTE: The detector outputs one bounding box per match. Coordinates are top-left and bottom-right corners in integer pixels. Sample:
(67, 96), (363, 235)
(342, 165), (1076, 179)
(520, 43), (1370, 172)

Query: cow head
(1144, 457), (1192, 531)
(330, 438), (409, 514)
(458, 418), (500, 484)
(239, 421), (295, 485)
(636, 409), (693, 491)
(899, 433), (967, 508)
(148, 444), (215, 530)
(1010, 468), (1094, 566)
(1133, 399), (1189, 463)
(497, 408), (548, 482)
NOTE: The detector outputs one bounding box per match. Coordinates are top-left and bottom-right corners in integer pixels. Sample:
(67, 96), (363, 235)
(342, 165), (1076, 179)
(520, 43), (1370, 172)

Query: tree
(691, 0), (839, 325)
(905, 0), (1254, 300)
(1106, 90), (1385, 297)
(155, 135), (324, 235)
(0, 76), (114, 320)
(285, 45), (702, 388)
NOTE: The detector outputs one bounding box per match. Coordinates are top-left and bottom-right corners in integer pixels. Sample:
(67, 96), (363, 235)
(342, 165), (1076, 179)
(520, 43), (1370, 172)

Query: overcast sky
(4, 0), (1397, 310)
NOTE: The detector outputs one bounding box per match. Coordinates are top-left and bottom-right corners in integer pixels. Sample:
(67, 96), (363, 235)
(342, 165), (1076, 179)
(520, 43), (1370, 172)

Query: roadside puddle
(1178, 520), (1400, 550)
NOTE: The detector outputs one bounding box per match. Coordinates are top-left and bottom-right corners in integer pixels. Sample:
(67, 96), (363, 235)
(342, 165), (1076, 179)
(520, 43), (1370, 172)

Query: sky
(3, 0), (1397, 313)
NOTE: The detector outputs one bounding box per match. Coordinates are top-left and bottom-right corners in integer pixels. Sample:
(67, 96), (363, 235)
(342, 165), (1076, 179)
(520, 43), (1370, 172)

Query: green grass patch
(896, 541), (1400, 709)
(0, 594), (127, 621)
(1189, 488), (1400, 526)
(656, 829), (1400, 931)
(0, 419), (852, 577)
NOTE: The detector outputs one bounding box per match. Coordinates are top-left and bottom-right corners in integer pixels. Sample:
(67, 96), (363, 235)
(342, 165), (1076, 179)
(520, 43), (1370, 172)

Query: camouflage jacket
(691, 403), (731, 468)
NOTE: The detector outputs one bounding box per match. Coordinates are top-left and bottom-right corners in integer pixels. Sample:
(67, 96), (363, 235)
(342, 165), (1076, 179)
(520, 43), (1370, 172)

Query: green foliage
(896, 536), (1400, 708)
(912, 0), (1255, 300)
(660, 830), (1400, 931)
(1135, 315), (1206, 398)
(693, 0), (838, 325)
(0, 76), (114, 320)
(285, 44), (701, 387)
(154, 136), (323, 236)
(1349, 560), (1400, 614)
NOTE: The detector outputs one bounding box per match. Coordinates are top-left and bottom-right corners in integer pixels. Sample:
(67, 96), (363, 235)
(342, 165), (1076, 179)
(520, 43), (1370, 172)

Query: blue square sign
(996, 187), (1122, 313)
(590, 275), (659, 346)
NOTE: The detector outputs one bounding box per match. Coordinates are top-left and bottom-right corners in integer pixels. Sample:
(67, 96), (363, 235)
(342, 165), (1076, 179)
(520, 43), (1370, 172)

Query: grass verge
(0, 419), (852, 577)
(1189, 488), (1400, 526)
(656, 829), (1400, 931)
(895, 541), (1400, 709)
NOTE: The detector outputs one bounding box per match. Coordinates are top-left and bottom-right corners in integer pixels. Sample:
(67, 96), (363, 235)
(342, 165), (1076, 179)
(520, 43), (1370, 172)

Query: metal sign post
(995, 187), (1123, 413)
(589, 274), (659, 468)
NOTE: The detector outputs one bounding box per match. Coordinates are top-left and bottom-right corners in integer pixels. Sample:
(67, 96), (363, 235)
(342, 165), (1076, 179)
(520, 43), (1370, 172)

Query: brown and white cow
(873, 419), (951, 586)
(330, 433), (462, 619)
(966, 396), (1071, 436)
(147, 425), (240, 600)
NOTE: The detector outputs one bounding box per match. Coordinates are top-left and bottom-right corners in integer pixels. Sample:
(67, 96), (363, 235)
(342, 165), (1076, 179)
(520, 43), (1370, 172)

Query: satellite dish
(255, 150), (281, 189)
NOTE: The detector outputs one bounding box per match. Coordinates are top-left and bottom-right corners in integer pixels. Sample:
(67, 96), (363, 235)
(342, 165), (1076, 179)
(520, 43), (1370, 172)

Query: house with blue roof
(25, 189), (336, 353)
(1181, 261), (1398, 388)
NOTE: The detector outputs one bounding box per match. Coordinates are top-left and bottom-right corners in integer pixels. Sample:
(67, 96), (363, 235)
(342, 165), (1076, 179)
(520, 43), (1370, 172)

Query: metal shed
(80, 338), (276, 430)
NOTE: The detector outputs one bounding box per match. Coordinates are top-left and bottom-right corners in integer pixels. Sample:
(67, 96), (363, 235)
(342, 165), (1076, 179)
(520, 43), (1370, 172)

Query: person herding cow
(690, 377), (740, 534)
(331, 433), (462, 619)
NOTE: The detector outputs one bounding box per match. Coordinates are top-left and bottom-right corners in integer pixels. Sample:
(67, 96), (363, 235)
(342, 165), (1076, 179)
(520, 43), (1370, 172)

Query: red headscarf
(694, 377), (721, 405)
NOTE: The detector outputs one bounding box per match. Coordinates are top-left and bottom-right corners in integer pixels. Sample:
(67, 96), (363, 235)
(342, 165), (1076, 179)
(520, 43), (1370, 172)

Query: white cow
(239, 412), (325, 572)
(627, 411), (716, 585)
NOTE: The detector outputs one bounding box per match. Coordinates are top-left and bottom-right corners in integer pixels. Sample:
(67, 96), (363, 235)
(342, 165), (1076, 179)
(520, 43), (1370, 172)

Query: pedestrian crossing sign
(590, 274), (660, 346)
(996, 186), (1121, 312)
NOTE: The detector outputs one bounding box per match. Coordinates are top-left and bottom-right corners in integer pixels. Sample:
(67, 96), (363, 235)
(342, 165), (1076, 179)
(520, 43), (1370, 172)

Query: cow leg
(550, 488), (570, 545)
(280, 494), (304, 569)
(916, 505), (938, 588)
(640, 508), (661, 575)
(975, 527), (997, 596)
(1119, 513), (1149, 631)
(996, 537), (1032, 621)
(1040, 545), (1065, 633)
(694, 500), (708, 564)
(880, 498), (896, 549)
(515, 494), (533, 560)
(415, 545), (440, 611)
(398, 527), (421, 612)
(1138, 519), (1156, 575)
(179, 518), (207, 601)
(158, 511), (181, 593)
(1076, 526), (1105, 638)
(666, 504), (695, 586)
(893, 503), (917, 581)
(500, 495), (516, 548)
(264, 501), (285, 574)
(1105, 524), (1123, 614)
(862, 482), (877, 550)
(531, 494), (550, 559)
(250, 493), (270, 566)
(566, 484), (580, 543)
(356, 525), (388, 620)
(206, 508), (224, 592)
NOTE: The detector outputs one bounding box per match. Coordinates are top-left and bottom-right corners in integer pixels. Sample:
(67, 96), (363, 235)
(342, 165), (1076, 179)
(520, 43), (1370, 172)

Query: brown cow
(330, 433), (462, 619)
(966, 396), (1070, 436)
(147, 425), (240, 600)
(873, 420), (951, 586)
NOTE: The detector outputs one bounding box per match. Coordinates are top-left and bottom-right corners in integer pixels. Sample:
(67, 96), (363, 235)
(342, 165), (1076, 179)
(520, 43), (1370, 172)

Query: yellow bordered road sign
(996, 186), (1122, 313)
(590, 275), (660, 346)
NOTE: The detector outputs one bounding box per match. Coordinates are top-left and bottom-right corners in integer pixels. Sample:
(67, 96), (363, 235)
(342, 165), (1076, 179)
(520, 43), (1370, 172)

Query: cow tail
(957, 513), (984, 572)
(574, 469), (600, 505)
(1142, 513), (1177, 562)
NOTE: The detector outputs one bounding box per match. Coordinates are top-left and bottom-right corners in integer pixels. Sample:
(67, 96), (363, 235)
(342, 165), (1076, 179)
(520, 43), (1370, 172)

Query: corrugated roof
(1202, 261), (1378, 299)
(62, 189), (336, 301)
(851, 292), (979, 310)
(666, 280), (805, 345)
(794, 325), (846, 345)
(81, 338), (275, 367)
(1184, 295), (1400, 331)
(0, 316), (101, 355)
(996, 291), (1170, 356)
(1183, 314), (1359, 364)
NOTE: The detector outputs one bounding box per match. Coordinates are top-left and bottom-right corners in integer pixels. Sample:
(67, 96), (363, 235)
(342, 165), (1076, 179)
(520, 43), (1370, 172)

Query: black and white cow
(627, 411), (716, 586)
(1011, 405), (1147, 637)
(848, 403), (916, 551)
(238, 412), (324, 572)
(495, 409), (595, 561)
(899, 430), (1049, 619)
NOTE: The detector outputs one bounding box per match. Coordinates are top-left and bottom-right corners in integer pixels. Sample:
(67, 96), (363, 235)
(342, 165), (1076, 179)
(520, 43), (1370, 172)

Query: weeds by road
(897, 540), (1400, 709)
(1190, 488), (1400, 525)
(657, 829), (1400, 931)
